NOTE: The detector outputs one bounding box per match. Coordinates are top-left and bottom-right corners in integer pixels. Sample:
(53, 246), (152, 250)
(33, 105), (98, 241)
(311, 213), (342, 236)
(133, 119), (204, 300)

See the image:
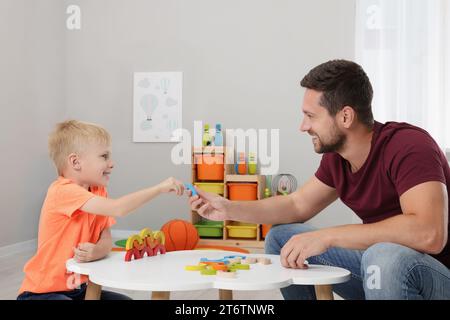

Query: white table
(66, 250), (350, 300)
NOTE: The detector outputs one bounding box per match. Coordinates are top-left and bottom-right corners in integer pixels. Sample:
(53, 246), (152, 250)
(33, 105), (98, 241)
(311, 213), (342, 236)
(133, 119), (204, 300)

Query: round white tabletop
(66, 250), (350, 292)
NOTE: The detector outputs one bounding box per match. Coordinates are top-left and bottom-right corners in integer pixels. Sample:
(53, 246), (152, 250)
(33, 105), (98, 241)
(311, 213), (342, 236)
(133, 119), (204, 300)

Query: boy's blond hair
(48, 120), (111, 175)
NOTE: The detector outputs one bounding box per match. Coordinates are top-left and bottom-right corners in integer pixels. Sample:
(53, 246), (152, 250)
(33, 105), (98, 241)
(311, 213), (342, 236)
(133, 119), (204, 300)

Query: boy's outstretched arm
(81, 177), (185, 217)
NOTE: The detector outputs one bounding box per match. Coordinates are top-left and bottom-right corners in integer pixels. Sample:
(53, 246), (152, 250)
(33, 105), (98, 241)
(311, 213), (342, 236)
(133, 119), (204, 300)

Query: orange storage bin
(196, 154), (224, 181)
(227, 183), (257, 201)
(261, 224), (272, 238)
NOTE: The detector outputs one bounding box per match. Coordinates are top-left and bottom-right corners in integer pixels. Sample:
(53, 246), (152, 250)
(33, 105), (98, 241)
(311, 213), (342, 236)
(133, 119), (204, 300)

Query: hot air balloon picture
(133, 72), (182, 142)
(139, 94), (158, 130)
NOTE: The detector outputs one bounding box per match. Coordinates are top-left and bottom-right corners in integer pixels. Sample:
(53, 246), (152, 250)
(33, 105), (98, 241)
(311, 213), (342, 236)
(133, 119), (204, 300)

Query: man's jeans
(265, 223), (450, 299)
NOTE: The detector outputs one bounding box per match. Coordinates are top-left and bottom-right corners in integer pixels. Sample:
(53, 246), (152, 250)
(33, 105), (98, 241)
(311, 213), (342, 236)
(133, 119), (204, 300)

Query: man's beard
(312, 126), (346, 154)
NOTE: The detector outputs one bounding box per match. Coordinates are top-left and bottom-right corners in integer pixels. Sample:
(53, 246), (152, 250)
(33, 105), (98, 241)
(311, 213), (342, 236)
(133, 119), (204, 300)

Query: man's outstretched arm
(189, 176), (338, 225)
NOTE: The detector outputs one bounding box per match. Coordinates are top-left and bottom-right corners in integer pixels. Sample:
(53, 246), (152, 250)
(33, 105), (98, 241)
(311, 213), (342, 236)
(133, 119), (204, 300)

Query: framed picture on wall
(133, 72), (182, 142)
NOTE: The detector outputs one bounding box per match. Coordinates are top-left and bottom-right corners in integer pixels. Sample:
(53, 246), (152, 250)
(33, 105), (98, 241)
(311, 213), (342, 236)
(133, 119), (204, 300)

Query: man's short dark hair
(300, 59), (374, 128)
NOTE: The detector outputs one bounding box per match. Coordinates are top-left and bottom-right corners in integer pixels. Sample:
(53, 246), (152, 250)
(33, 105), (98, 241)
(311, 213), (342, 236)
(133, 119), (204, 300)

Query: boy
(17, 120), (185, 300)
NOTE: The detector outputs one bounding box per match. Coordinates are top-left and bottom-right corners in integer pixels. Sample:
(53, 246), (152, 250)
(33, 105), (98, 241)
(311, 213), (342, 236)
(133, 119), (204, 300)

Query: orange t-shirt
(19, 176), (116, 294)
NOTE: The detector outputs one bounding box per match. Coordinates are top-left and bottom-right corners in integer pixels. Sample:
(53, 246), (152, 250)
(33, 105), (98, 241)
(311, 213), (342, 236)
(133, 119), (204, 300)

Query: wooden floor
(0, 247), (284, 300)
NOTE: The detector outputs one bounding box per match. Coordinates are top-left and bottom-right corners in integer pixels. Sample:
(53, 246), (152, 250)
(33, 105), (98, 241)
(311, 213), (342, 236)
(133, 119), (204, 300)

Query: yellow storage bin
(194, 182), (224, 195)
(226, 222), (258, 239)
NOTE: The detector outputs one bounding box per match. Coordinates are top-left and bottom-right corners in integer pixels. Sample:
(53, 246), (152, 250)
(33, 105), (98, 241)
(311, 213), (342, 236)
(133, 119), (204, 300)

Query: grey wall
(0, 0), (66, 247)
(0, 0), (358, 247)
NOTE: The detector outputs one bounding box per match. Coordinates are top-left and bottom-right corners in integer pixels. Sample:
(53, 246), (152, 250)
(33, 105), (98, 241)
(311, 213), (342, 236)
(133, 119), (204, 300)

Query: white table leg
(314, 285), (334, 300)
(85, 280), (102, 300)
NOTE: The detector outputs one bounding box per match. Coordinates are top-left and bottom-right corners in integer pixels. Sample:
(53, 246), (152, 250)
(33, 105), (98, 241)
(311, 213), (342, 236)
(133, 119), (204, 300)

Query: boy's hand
(73, 242), (105, 263)
(188, 187), (231, 221)
(158, 177), (185, 196)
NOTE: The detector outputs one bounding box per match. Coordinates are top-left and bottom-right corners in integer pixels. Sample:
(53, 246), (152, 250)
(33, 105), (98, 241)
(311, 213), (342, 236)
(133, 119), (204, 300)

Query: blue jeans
(17, 283), (131, 300)
(265, 223), (450, 300)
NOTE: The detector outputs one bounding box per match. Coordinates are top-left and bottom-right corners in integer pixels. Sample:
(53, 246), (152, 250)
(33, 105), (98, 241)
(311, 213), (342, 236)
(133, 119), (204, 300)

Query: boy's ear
(68, 153), (81, 171)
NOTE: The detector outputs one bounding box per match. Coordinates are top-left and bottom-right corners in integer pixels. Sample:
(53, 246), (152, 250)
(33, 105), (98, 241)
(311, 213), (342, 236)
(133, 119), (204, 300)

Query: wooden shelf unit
(191, 146), (266, 250)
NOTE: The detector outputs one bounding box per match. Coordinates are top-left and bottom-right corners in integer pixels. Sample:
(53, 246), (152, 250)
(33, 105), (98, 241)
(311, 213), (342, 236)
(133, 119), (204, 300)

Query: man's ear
(340, 106), (355, 129)
(68, 153), (81, 171)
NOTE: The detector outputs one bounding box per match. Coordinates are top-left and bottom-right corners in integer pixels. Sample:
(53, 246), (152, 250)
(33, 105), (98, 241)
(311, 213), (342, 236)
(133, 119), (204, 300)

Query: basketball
(161, 219), (199, 251)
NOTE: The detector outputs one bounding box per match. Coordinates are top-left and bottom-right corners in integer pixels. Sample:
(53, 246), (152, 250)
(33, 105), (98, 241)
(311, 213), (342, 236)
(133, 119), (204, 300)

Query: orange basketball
(161, 219), (199, 252)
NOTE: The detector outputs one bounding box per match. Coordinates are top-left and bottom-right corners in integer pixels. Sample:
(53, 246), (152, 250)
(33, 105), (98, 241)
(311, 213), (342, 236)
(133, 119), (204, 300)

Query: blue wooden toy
(224, 255), (247, 259)
(200, 257), (230, 265)
(184, 183), (198, 196)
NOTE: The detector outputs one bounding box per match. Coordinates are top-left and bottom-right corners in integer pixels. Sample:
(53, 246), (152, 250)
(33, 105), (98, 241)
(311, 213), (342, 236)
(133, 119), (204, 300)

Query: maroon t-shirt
(315, 121), (450, 268)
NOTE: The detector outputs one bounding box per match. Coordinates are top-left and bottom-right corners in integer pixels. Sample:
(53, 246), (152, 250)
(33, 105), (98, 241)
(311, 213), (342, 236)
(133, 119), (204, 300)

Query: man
(189, 60), (450, 300)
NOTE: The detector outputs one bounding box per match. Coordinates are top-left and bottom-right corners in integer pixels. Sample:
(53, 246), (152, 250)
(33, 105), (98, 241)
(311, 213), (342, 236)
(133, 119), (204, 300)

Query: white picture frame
(133, 72), (182, 142)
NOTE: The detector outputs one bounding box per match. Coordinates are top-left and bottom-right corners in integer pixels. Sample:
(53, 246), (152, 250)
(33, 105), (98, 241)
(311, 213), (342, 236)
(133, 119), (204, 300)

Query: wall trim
(0, 230), (140, 258)
(111, 229), (139, 240)
(0, 239), (37, 258)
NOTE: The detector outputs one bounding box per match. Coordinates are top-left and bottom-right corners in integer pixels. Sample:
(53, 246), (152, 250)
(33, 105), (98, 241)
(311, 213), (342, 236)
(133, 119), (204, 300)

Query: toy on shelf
(235, 152), (247, 174)
(265, 175), (272, 193)
(271, 174), (298, 195)
(124, 228), (166, 262)
(248, 152), (257, 175)
(161, 219), (199, 251)
(264, 176), (272, 197)
(214, 123), (223, 146)
(202, 124), (212, 146)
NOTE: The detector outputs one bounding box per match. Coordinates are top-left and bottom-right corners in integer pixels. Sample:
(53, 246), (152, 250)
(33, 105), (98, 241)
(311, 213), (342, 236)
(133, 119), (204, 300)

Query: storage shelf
(191, 141), (267, 251)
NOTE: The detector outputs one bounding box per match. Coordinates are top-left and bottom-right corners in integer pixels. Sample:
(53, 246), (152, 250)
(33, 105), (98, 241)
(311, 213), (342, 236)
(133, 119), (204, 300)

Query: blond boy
(18, 120), (185, 300)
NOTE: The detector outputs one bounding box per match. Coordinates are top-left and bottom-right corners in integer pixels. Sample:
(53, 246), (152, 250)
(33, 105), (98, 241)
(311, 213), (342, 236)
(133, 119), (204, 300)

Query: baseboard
(0, 239), (37, 258)
(111, 229), (139, 240)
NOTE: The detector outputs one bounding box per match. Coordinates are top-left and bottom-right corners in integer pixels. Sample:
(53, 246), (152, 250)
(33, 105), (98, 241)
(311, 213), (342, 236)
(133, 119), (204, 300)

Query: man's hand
(280, 230), (331, 269)
(188, 187), (231, 221)
(73, 242), (107, 263)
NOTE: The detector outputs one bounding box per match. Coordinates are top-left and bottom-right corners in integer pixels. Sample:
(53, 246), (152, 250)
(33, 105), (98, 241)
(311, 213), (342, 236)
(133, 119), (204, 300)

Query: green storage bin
(194, 220), (224, 238)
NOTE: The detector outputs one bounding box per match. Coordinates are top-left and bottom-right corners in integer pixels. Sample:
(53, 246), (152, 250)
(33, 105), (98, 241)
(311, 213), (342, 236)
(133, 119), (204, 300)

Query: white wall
(0, 0), (358, 247)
